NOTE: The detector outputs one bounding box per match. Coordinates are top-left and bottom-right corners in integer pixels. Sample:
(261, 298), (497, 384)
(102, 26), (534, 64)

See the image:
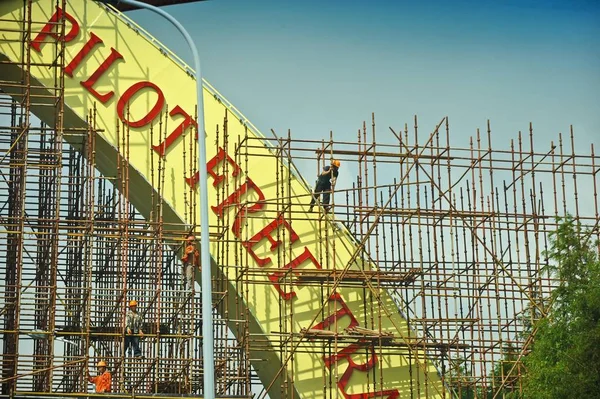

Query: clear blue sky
(127, 0), (599, 156)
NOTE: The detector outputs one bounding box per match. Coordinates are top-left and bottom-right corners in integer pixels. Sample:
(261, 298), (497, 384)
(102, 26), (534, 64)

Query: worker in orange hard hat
(181, 233), (201, 291)
(308, 159), (340, 213)
(124, 300), (144, 358)
(87, 360), (112, 393)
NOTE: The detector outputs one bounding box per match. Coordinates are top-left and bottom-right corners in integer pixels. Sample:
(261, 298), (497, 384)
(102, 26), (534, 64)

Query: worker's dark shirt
(316, 166), (339, 188)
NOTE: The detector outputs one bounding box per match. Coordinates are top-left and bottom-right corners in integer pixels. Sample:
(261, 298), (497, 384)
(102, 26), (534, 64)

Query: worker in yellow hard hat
(308, 159), (340, 213)
(124, 300), (144, 358)
(87, 360), (112, 393)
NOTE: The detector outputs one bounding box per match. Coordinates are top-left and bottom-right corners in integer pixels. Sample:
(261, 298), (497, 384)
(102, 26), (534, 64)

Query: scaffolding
(1, 2), (599, 399)
(0, 2), (249, 397)
(237, 117), (599, 399)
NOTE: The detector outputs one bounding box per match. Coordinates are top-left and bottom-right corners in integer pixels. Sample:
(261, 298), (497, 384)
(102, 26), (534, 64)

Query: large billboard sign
(0, 1), (444, 397)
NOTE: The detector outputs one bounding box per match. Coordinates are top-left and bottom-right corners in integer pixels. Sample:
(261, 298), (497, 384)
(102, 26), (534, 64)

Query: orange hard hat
(97, 360), (107, 367)
(129, 300), (137, 307)
(332, 159), (341, 168)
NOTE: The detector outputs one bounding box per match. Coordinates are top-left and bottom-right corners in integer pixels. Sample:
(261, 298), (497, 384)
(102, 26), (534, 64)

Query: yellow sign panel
(0, 1), (444, 397)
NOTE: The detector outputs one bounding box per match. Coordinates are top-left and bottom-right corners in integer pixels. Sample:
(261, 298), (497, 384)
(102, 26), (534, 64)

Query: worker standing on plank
(88, 360), (112, 393)
(124, 300), (144, 358)
(309, 159), (340, 213)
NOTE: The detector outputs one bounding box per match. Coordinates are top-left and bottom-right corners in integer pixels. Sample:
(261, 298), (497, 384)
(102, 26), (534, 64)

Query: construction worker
(124, 300), (144, 358)
(309, 159), (340, 212)
(181, 233), (200, 291)
(87, 360), (112, 393)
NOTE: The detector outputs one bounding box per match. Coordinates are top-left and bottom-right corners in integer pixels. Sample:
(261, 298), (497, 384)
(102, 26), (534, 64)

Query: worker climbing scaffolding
(181, 233), (201, 291)
(309, 159), (340, 213)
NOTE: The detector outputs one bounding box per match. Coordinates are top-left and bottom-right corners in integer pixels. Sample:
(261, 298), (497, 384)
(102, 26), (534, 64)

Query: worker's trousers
(181, 263), (195, 291)
(125, 335), (142, 357)
(310, 184), (332, 210)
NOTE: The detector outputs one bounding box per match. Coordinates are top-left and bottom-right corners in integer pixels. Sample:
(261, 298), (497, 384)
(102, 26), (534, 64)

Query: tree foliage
(523, 216), (600, 398)
(447, 345), (523, 399)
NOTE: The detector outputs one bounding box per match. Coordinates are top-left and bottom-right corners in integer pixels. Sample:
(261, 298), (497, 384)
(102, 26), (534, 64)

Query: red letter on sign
(117, 81), (165, 127)
(242, 214), (299, 267)
(152, 105), (197, 157)
(324, 344), (400, 399)
(311, 293), (359, 331)
(31, 7), (80, 52)
(80, 48), (124, 103)
(268, 247), (322, 300)
(211, 178), (265, 237)
(211, 178), (263, 218)
(187, 147), (241, 189)
(207, 147), (241, 186)
(64, 32), (103, 77)
(311, 294), (400, 399)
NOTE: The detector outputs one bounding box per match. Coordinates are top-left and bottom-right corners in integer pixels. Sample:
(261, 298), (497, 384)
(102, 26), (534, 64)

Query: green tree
(487, 343), (523, 399)
(523, 216), (600, 398)
(447, 349), (523, 399)
(446, 357), (476, 399)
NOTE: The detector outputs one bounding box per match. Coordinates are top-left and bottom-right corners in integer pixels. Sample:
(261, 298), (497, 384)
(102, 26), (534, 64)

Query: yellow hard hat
(97, 360), (107, 367)
(129, 300), (138, 307)
(332, 159), (341, 168)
